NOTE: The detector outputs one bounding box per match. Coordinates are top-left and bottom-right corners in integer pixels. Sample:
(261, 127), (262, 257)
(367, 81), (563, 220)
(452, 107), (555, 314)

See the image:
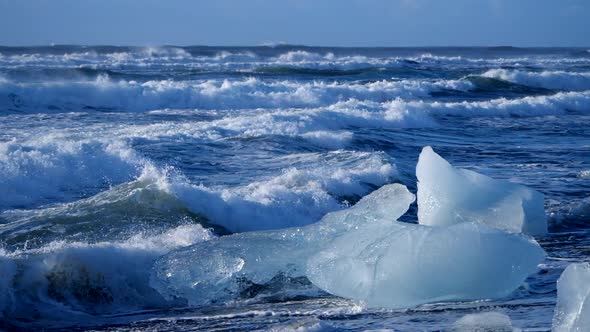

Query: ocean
(0, 45), (589, 331)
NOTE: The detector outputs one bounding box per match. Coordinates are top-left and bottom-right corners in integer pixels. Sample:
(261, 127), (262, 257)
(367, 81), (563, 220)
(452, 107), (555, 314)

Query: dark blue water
(0, 46), (589, 331)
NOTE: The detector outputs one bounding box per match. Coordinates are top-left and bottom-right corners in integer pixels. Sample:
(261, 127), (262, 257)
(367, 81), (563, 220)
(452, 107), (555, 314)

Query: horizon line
(1, 44), (589, 49)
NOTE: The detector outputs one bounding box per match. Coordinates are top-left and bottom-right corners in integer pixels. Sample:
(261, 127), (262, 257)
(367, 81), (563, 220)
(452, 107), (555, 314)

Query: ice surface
(306, 220), (544, 308)
(452, 312), (519, 332)
(152, 183), (545, 308)
(417, 146), (547, 235)
(553, 262), (590, 332)
(150, 184), (415, 305)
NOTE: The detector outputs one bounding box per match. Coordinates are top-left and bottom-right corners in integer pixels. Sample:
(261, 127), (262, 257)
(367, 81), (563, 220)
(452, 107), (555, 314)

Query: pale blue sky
(0, 0), (588, 46)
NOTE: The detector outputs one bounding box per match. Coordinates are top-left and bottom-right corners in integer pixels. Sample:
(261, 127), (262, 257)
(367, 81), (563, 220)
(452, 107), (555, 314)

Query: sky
(0, 0), (589, 47)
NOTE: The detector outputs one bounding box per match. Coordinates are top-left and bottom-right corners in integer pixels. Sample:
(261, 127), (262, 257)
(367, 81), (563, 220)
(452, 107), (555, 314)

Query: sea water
(0, 46), (589, 331)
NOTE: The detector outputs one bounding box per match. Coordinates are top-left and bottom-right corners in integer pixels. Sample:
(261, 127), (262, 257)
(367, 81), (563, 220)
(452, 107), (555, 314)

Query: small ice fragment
(452, 312), (519, 332)
(553, 262), (590, 332)
(416, 146), (547, 235)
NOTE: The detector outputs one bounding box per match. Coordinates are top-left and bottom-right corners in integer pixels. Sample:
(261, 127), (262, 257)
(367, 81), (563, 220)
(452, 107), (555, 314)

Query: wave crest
(482, 69), (590, 91)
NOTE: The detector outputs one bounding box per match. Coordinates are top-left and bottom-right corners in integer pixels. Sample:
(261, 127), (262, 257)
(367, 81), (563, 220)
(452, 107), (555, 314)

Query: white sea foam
(393, 91), (590, 117)
(3, 74), (587, 121)
(110, 99), (434, 147)
(409, 53), (590, 67)
(483, 69), (590, 91)
(0, 49), (398, 71)
(2, 49), (589, 73)
(0, 138), (143, 209)
(277, 50), (333, 62)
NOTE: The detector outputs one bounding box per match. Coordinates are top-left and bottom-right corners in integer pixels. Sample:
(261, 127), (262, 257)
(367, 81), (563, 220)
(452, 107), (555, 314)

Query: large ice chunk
(553, 262), (590, 332)
(306, 222), (544, 308)
(151, 183), (545, 308)
(417, 146), (547, 235)
(150, 184), (415, 305)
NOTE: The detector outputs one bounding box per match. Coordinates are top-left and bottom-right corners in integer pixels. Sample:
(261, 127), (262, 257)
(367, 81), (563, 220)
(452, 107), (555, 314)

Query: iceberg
(553, 262), (590, 332)
(151, 183), (545, 308)
(417, 146), (547, 235)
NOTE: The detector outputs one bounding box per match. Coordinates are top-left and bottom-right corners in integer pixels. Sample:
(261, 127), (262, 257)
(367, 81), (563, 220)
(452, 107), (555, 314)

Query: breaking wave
(1, 147), (398, 231)
(0, 75), (471, 112)
(0, 138), (143, 209)
(482, 69), (590, 91)
(396, 90), (590, 117)
(0, 224), (212, 326)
